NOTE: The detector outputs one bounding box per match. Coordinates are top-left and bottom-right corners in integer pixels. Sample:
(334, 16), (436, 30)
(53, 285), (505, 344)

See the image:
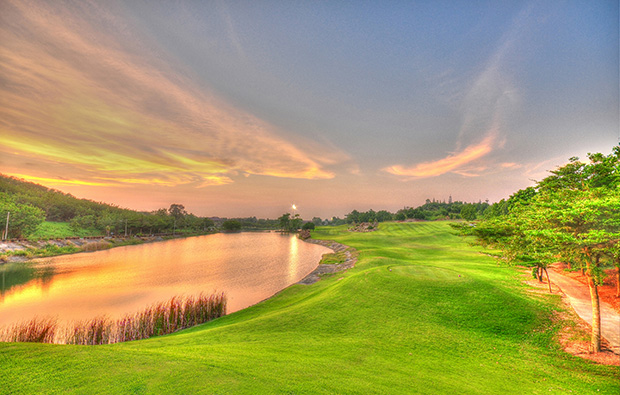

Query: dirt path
(547, 268), (620, 354)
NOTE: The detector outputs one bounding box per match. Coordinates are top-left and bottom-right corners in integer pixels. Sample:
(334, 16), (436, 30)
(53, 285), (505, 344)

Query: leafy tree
(311, 217), (323, 226)
(470, 148), (620, 352)
(221, 220), (241, 232)
(329, 216), (345, 226)
(345, 210), (360, 224)
(202, 218), (215, 231)
(460, 204), (477, 221)
(278, 213), (302, 231)
(302, 222), (315, 230)
(278, 213), (291, 231)
(0, 193), (45, 238)
(513, 187), (619, 352)
(375, 210), (393, 222)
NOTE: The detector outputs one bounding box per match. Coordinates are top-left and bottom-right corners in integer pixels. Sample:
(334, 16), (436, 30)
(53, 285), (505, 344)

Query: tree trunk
(585, 253), (601, 353)
(537, 267), (543, 282)
(616, 265), (619, 298)
(543, 268), (552, 293)
(587, 276), (601, 352)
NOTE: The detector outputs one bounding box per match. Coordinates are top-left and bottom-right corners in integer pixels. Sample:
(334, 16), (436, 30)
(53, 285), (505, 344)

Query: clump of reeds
(65, 316), (113, 345)
(0, 292), (226, 345)
(109, 292), (226, 343)
(0, 317), (58, 343)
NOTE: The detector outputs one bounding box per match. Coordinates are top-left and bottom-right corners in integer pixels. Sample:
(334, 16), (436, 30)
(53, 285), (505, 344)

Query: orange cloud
(384, 134), (495, 178)
(0, 0), (346, 190)
(4, 174), (115, 188)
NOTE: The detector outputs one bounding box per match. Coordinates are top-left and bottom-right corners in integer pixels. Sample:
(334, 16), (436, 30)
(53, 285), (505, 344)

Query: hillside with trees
(0, 175), (216, 239)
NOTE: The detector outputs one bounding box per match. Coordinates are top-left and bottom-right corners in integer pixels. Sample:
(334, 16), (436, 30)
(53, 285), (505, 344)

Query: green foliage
(467, 147), (620, 351)
(0, 175), (224, 237)
(221, 220), (242, 232)
(311, 217), (323, 226)
(0, 192), (45, 238)
(301, 222), (315, 230)
(460, 204), (477, 221)
(277, 213), (302, 231)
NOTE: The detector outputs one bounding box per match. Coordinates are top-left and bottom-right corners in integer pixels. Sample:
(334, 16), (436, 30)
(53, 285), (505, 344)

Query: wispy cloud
(384, 5), (532, 179)
(384, 133), (495, 178)
(0, 0), (347, 188)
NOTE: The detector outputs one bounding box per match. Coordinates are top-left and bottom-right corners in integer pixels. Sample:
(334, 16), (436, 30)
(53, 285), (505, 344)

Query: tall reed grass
(0, 317), (57, 343)
(0, 292), (226, 345)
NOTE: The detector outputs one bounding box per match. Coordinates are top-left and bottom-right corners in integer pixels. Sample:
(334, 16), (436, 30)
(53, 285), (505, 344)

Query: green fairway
(1, 222), (618, 394)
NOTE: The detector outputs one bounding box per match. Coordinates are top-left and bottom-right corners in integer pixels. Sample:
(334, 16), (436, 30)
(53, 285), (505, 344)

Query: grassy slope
(29, 221), (103, 239)
(1, 222), (618, 394)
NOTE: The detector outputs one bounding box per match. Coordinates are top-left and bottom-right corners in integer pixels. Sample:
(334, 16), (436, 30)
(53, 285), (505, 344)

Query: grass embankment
(1, 222), (618, 393)
(29, 221), (103, 239)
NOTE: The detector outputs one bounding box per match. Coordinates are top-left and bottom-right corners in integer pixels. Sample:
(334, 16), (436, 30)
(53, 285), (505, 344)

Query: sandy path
(547, 269), (620, 354)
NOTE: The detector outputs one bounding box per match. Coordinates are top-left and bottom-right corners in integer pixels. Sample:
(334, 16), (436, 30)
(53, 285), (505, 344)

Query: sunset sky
(1, 0), (618, 219)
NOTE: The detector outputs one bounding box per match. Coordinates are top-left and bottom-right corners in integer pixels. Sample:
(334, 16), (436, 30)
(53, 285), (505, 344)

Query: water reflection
(0, 262), (55, 299)
(0, 233), (330, 328)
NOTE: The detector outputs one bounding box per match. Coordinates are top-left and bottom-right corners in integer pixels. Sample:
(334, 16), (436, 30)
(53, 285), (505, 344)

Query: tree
(0, 193), (45, 238)
(278, 213), (290, 231)
(345, 210), (360, 224)
(202, 218), (215, 231)
(221, 220), (241, 232)
(471, 148), (620, 352)
(278, 213), (302, 231)
(460, 204), (477, 221)
(512, 188), (620, 352)
(375, 210), (393, 222)
(302, 222), (315, 230)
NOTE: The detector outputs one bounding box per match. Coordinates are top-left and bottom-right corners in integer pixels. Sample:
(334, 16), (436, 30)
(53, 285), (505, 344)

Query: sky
(1, 0), (618, 219)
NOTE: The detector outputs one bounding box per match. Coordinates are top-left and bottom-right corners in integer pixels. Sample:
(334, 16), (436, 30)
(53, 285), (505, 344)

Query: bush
(302, 222), (315, 230)
(222, 220), (241, 232)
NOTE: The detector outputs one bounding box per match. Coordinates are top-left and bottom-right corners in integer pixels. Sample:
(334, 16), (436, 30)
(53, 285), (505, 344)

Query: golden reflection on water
(288, 235), (299, 284)
(0, 233), (330, 328)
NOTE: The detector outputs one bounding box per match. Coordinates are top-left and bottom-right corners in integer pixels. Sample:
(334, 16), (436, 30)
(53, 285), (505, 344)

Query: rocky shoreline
(0, 235), (175, 263)
(298, 238), (357, 285)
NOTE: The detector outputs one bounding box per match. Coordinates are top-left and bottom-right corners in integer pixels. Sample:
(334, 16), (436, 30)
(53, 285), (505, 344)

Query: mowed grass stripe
(1, 222), (618, 394)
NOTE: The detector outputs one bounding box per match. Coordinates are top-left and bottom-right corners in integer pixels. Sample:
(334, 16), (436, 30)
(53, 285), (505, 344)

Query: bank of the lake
(1, 222), (618, 394)
(0, 232), (216, 263)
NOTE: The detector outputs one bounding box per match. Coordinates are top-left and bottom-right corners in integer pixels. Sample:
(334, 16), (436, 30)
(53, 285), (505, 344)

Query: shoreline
(298, 237), (357, 284)
(0, 234), (192, 263)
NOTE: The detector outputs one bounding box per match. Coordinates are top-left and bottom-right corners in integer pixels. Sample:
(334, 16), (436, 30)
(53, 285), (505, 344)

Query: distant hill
(0, 174), (130, 222)
(0, 174), (211, 237)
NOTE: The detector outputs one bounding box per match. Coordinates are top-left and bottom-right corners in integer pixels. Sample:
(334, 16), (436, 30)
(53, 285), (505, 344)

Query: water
(0, 232), (330, 328)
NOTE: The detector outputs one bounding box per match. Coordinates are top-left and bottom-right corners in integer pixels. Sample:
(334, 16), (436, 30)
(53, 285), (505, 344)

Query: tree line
(0, 175), (278, 238)
(302, 199), (491, 228)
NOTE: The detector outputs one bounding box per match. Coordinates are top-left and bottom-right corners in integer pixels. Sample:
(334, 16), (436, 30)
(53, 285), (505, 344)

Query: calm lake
(0, 232), (331, 328)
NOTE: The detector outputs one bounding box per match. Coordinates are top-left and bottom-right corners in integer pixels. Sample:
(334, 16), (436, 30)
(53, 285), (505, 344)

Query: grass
(0, 222), (618, 394)
(29, 221), (103, 239)
(1, 243), (81, 260)
(318, 249), (350, 265)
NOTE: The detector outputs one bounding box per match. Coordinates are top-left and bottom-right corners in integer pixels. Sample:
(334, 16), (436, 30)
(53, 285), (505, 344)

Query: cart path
(547, 269), (620, 354)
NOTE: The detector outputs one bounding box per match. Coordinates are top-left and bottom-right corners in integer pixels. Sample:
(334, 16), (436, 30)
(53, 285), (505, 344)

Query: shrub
(302, 222), (315, 230)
